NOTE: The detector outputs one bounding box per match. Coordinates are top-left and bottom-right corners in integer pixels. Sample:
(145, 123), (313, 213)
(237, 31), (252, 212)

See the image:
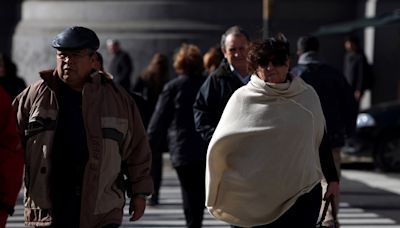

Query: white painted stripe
(339, 213), (379, 218)
(340, 208), (365, 213)
(340, 218), (396, 224)
(342, 170), (400, 195)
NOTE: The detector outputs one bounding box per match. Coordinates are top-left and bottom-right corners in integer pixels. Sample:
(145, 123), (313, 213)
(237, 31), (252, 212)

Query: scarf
(206, 75), (325, 227)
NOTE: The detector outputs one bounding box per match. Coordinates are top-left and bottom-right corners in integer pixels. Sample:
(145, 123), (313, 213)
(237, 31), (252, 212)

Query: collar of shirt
(229, 64), (250, 84)
(298, 51), (321, 65)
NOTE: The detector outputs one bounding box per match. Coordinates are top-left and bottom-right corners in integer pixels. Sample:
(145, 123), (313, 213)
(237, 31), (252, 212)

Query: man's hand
(129, 195), (146, 221)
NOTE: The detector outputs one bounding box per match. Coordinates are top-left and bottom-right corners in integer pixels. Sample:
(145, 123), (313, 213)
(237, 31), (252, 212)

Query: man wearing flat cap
(13, 26), (153, 228)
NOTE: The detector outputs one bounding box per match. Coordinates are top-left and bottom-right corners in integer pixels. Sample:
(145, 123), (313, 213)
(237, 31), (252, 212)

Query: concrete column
(359, 0), (377, 110)
(12, 0), (262, 84)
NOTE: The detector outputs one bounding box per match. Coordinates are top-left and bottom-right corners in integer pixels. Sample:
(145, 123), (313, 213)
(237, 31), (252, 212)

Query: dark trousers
(151, 149), (163, 202)
(231, 183), (322, 228)
(175, 162), (206, 228)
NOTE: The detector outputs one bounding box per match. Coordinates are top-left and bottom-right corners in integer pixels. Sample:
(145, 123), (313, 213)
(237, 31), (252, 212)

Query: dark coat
(291, 52), (358, 148)
(343, 51), (373, 93)
(147, 74), (206, 167)
(108, 50), (133, 91)
(0, 76), (26, 99)
(193, 59), (246, 144)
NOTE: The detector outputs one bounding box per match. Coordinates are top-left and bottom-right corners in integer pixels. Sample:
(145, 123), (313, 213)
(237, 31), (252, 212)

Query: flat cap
(51, 26), (100, 51)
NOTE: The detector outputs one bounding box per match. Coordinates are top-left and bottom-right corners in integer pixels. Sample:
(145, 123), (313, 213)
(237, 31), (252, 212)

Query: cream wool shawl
(206, 75), (325, 227)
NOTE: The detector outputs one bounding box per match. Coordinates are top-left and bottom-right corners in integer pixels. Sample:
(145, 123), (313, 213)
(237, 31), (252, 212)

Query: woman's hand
(324, 181), (339, 200)
(324, 180), (340, 211)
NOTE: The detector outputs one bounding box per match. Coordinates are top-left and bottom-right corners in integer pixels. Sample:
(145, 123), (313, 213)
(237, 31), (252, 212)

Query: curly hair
(173, 43), (204, 76)
(247, 33), (290, 74)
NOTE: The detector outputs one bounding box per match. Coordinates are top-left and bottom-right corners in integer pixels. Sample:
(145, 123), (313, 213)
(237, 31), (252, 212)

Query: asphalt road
(6, 161), (400, 228)
(340, 163), (400, 227)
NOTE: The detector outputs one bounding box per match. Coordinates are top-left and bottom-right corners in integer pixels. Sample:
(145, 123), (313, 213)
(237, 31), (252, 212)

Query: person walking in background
(203, 46), (223, 76)
(132, 53), (169, 206)
(147, 43), (206, 228)
(132, 53), (170, 127)
(193, 25), (251, 144)
(13, 26), (153, 228)
(107, 39), (134, 91)
(0, 53), (26, 99)
(291, 35), (357, 227)
(0, 86), (24, 228)
(343, 35), (374, 106)
(206, 34), (339, 228)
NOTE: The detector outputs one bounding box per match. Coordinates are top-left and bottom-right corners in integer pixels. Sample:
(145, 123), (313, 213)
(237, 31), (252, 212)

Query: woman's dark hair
(140, 53), (169, 94)
(0, 53), (18, 78)
(344, 35), (362, 52)
(247, 33), (290, 73)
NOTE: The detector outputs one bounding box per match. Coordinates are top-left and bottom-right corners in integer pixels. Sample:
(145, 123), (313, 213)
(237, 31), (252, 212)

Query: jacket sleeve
(147, 83), (174, 153)
(319, 132), (339, 183)
(121, 93), (153, 196)
(0, 88), (24, 215)
(193, 76), (219, 143)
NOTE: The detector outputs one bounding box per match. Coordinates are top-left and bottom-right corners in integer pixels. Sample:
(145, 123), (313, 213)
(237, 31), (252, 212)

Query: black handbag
(316, 196), (338, 228)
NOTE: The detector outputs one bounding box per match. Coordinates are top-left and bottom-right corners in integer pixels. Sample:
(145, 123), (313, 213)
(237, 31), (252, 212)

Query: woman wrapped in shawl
(206, 34), (339, 228)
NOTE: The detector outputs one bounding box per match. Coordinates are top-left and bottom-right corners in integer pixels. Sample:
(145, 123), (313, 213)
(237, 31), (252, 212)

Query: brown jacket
(13, 70), (153, 227)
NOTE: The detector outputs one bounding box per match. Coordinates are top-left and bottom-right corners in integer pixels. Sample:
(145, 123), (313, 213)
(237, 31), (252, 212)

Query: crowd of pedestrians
(0, 23), (365, 228)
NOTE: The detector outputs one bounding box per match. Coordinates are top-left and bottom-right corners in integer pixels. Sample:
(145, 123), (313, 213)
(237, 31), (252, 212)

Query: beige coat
(206, 75), (325, 227)
(13, 70), (153, 227)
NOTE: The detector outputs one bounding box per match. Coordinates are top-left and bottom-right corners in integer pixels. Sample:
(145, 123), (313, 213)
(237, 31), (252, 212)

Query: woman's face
(256, 58), (290, 83)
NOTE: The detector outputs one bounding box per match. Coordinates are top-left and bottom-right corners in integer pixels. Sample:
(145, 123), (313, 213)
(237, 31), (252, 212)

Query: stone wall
(12, 0), (262, 85)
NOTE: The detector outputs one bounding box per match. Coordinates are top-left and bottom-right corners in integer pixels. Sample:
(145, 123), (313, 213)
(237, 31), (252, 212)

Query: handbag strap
(316, 195), (338, 226)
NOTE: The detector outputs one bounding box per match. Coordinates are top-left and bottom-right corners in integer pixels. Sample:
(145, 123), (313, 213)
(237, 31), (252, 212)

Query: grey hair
(106, 39), (120, 47)
(220, 25), (250, 50)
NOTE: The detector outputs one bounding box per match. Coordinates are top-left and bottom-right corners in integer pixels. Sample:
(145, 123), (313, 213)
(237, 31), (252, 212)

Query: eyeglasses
(259, 57), (287, 67)
(56, 50), (91, 61)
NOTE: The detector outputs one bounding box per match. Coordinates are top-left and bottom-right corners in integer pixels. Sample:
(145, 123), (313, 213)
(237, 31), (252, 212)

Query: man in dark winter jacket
(291, 35), (358, 227)
(107, 39), (134, 92)
(193, 25), (251, 144)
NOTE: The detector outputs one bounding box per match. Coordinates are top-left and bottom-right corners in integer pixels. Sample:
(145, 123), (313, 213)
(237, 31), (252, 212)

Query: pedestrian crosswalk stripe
(339, 213), (379, 218)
